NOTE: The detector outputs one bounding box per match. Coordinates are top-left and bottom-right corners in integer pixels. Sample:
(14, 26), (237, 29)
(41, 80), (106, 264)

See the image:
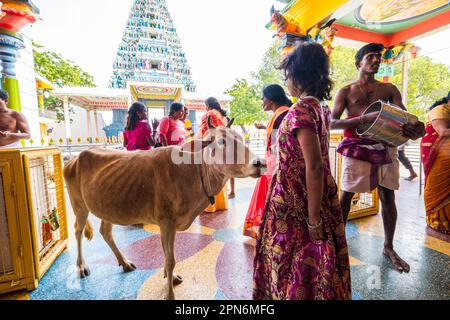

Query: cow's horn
(227, 117), (235, 128)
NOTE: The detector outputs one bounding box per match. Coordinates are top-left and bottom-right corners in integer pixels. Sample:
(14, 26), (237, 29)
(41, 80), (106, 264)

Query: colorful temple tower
(105, 0), (196, 137)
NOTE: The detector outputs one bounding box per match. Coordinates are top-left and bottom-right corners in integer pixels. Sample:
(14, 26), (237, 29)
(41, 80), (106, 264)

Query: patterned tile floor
(1, 169), (449, 300)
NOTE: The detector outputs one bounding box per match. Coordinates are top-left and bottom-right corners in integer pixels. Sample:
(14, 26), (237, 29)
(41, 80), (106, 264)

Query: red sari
(243, 106), (289, 239)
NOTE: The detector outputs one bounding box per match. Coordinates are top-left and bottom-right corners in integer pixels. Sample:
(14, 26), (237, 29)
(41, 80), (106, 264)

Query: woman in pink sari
(253, 43), (351, 300)
(420, 93), (450, 236)
(123, 102), (155, 151)
(243, 84), (291, 239)
(158, 102), (186, 146)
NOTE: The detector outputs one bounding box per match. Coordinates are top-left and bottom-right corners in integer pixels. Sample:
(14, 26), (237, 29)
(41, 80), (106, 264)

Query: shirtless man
(331, 43), (425, 273)
(0, 89), (31, 148)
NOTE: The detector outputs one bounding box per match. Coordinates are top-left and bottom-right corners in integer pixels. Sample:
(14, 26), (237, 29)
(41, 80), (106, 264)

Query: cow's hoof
(121, 261), (137, 273)
(165, 292), (175, 300)
(78, 265), (91, 278)
(173, 274), (183, 286)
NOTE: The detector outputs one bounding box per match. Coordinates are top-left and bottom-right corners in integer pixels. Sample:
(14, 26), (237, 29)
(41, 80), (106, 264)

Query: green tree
(252, 40), (284, 94)
(392, 56), (450, 121)
(226, 40), (284, 126)
(330, 45), (358, 101)
(33, 42), (96, 122)
(226, 79), (265, 126)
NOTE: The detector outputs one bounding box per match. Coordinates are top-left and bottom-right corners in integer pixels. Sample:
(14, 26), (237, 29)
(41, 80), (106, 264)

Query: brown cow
(63, 123), (264, 300)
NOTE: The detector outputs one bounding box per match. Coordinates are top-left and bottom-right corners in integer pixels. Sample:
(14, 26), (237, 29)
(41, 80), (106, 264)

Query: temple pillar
(0, 30), (25, 112)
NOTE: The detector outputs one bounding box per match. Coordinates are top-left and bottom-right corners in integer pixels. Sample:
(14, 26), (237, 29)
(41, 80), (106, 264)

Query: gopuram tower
(104, 0), (196, 137)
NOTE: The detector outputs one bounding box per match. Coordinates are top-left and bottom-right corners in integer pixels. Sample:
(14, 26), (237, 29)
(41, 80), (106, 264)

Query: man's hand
(402, 121), (425, 140)
(254, 122), (266, 130)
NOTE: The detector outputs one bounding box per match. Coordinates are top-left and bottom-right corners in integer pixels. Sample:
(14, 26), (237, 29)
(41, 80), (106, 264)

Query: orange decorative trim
(385, 10), (450, 46)
(334, 23), (390, 46)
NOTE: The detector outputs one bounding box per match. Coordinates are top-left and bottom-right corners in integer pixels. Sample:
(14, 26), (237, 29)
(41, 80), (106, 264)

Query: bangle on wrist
(307, 217), (322, 229)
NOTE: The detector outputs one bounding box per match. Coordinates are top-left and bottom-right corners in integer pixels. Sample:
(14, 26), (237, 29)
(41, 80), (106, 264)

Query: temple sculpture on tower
(104, 0), (197, 137)
(109, 0), (196, 92)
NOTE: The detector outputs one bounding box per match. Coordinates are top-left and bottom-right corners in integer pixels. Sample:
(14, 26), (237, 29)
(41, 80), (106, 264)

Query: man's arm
(4, 112), (31, 140)
(331, 87), (361, 130)
(389, 84), (406, 110)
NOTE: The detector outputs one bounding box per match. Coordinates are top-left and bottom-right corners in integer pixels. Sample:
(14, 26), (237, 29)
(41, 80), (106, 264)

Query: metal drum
(356, 100), (418, 147)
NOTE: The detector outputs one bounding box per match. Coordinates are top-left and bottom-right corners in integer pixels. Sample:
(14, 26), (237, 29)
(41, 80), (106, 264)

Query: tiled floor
(1, 169), (449, 300)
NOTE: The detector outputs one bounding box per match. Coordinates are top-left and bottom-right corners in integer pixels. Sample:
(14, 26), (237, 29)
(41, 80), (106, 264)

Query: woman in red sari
(243, 84), (291, 238)
(420, 93), (450, 236)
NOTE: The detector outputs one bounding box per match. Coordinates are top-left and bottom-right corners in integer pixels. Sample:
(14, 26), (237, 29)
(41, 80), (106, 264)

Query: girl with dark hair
(420, 92), (450, 236)
(123, 102), (154, 151)
(243, 84), (291, 239)
(198, 97), (229, 213)
(157, 102), (186, 146)
(253, 42), (351, 300)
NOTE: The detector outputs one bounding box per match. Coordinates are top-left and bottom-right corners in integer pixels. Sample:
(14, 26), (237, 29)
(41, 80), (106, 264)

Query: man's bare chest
(347, 85), (392, 113)
(0, 114), (17, 131)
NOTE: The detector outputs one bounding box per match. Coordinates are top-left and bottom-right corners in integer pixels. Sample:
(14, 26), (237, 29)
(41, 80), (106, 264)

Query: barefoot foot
(404, 172), (418, 181)
(383, 247), (410, 273)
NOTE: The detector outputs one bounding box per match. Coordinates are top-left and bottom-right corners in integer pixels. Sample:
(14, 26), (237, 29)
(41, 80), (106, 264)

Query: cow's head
(179, 118), (265, 178)
(203, 118), (265, 178)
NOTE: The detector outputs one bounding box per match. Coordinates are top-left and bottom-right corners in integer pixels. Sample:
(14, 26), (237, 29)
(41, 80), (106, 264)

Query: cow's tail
(84, 220), (94, 241)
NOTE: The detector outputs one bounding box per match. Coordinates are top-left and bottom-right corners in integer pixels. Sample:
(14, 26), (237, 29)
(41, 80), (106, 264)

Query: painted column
(62, 96), (72, 140)
(0, 1), (39, 111)
(0, 30), (25, 112)
(86, 108), (92, 139)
